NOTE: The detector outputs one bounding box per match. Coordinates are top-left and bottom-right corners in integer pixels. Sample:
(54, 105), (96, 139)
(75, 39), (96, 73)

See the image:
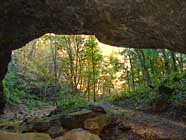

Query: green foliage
(3, 72), (26, 105)
(109, 69), (186, 121)
(111, 89), (158, 109)
(172, 91), (186, 106)
(58, 91), (88, 112)
(3, 72), (49, 110)
(170, 91), (186, 119)
(25, 99), (48, 110)
(160, 72), (186, 91)
(166, 73), (186, 108)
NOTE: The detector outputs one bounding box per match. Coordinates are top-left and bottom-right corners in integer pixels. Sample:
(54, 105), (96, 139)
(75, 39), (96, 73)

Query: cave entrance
(2, 33), (186, 118)
(3, 34), (127, 112)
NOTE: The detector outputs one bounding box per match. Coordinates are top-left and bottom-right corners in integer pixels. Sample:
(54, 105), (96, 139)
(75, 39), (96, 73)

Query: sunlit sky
(98, 42), (124, 57)
(98, 42), (129, 92)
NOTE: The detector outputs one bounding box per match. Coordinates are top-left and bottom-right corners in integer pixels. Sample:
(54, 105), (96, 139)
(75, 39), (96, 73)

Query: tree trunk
(136, 49), (152, 87)
(126, 70), (131, 92)
(128, 55), (135, 91)
(161, 50), (170, 76)
(50, 35), (58, 105)
(91, 45), (96, 102)
(87, 78), (90, 101)
(65, 37), (76, 93)
(177, 53), (184, 72)
(171, 51), (177, 72)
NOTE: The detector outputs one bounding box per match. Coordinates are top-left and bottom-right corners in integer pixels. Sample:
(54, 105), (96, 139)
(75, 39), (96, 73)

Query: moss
(0, 119), (22, 132)
(0, 131), (51, 140)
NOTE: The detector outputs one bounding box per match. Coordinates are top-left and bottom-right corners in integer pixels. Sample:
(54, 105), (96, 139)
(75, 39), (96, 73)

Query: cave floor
(100, 103), (186, 140)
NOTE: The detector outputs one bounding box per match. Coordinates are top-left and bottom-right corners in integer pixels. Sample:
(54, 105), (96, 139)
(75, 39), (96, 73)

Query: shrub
(57, 91), (88, 112)
(3, 72), (26, 105)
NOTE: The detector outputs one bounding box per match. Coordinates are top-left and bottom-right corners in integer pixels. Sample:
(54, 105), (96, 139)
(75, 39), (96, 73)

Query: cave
(0, 0), (186, 113)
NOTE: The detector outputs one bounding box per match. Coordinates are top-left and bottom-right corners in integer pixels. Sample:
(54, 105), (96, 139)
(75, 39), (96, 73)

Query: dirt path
(99, 103), (186, 140)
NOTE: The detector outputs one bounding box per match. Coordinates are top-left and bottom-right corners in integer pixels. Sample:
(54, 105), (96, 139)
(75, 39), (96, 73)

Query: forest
(1, 34), (186, 140)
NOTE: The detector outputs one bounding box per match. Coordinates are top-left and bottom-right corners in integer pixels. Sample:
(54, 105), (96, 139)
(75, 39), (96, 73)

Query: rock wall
(0, 0), (186, 113)
(1, 0), (186, 51)
(0, 49), (11, 114)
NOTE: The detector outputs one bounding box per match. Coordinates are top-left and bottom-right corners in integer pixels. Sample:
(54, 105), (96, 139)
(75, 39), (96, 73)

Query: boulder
(60, 109), (96, 129)
(48, 126), (64, 138)
(0, 131), (51, 140)
(0, 119), (22, 132)
(55, 128), (101, 140)
(22, 118), (49, 133)
(22, 133), (51, 140)
(49, 114), (62, 127)
(110, 118), (131, 131)
(84, 114), (112, 133)
(89, 103), (106, 114)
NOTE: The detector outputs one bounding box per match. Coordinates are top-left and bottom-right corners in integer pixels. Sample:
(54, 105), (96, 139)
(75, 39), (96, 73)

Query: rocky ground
(0, 103), (186, 140)
(100, 103), (186, 140)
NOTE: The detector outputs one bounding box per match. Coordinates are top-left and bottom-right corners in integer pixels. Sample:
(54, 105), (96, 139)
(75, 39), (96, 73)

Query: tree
(135, 49), (152, 87)
(85, 36), (102, 102)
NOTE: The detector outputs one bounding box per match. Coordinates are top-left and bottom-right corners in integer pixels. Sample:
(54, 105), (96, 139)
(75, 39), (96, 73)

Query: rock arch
(0, 0), (186, 113)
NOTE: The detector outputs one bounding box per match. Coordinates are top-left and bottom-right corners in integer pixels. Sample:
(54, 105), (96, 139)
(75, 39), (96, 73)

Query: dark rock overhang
(1, 0), (186, 53)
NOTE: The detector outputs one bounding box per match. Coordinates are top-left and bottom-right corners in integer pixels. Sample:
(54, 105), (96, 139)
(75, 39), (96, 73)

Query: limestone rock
(0, 131), (51, 140)
(22, 118), (49, 133)
(48, 126), (64, 138)
(55, 128), (101, 140)
(0, 119), (22, 132)
(60, 109), (96, 129)
(1, 0), (186, 52)
(22, 133), (51, 140)
(49, 114), (62, 127)
(89, 103), (106, 114)
(84, 114), (112, 132)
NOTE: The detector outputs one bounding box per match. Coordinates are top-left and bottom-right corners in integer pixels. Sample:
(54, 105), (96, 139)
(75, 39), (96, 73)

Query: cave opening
(3, 34), (128, 111)
(2, 33), (186, 117)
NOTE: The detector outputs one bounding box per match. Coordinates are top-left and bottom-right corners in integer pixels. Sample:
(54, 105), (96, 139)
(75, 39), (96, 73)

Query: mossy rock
(21, 117), (49, 133)
(0, 119), (22, 132)
(0, 131), (51, 140)
(55, 128), (101, 140)
(48, 126), (64, 138)
(84, 114), (112, 133)
(60, 109), (96, 129)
